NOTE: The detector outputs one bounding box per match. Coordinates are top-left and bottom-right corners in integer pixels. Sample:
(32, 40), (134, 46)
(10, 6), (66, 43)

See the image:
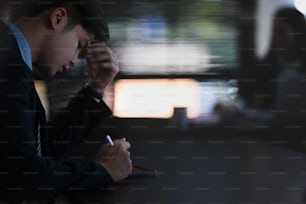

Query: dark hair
(272, 7), (306, 56)
(9, 0), (109, 42)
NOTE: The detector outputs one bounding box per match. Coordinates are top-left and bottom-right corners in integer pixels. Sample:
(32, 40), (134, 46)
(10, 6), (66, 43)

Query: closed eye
(77, 42), (83, 49)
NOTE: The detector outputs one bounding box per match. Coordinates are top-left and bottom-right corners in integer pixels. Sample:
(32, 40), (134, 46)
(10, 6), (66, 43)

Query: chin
(51, 70), (58, 76)
(47, 67), (62, 78)
(34, 65), (55, 79)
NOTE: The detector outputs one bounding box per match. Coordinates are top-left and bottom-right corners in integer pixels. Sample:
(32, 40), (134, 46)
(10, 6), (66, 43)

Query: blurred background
(3, 1), (306, 202)
(31, 0), (306, 126)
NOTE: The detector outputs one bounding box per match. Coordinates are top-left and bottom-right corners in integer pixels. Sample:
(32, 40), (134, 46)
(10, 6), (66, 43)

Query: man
(0, 0), (132, 201)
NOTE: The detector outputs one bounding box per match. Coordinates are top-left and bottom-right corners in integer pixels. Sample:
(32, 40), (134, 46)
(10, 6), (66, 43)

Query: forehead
(73, 25), (94, 41)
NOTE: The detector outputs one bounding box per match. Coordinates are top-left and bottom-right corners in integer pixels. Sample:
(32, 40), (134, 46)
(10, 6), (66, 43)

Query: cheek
(59, 39), (79, 59)
(53, 33), (77, 51)
(42, 34), (79, 65)
(42, 48), (64, 65)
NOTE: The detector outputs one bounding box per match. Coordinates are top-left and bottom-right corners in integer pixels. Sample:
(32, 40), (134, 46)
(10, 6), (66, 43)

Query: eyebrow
(79, 40), (90, 50)
(83, 41), (90, 49)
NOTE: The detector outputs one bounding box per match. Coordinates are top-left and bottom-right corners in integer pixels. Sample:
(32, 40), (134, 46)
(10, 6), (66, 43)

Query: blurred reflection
(34, 81), (49, 120)
(244, 6), (306, 110)
(295, 0), (306, 15)
(107, 0), (238, 75)
(117, 41), (211, 74)
(113, 79), (201, 118)
(113, 78), (238, 120)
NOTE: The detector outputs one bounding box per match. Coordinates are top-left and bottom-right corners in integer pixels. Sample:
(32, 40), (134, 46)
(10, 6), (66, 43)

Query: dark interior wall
(238, 0), (256, 71)
(236, 0), (257, 104)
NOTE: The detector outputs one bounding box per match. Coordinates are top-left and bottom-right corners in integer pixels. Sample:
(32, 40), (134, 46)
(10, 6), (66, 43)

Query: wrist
(84, 83), (104, 102)
(87, 81), (105, 93)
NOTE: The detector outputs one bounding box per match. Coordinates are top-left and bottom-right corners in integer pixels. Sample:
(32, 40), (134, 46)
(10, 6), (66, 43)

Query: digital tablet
(127, 165), (157, 179)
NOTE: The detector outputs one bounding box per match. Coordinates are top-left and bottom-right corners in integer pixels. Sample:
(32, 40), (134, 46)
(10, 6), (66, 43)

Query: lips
(62, 65), (69, 72)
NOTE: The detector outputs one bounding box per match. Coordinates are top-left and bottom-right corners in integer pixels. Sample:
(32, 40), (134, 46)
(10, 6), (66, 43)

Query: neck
(14, 19), (44, 65)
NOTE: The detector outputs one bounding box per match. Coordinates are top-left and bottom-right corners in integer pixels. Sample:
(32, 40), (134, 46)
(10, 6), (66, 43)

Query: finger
(86, 62), (119, 74)
(88, 42), (106, 48)
(87, 46), (116, 60)
(124, 141), (131, 150)
(90, 44), (112, 51)
(86, 46), (107, 55)
(88, 62), (119, 72)
(86, 50), (117, 62)
(114, 139), (131, 150)
(86, 53), (110, 62)
(119, 140), (131, 150)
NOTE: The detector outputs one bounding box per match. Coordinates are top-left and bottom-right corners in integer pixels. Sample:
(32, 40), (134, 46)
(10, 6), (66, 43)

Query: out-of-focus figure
(239, 6), (306, 110)
(213, 6), (306, 124)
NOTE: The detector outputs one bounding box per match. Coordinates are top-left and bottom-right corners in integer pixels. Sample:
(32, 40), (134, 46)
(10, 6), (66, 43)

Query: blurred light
(117, 42), (211, 74)
(125, 17), (167, 42)
(295, 0), (306, 15)
(34, 80), (49, 120)
(199, 81), (238, 117)
(141, 17), (167, 41)
(113, 79), (201, 118)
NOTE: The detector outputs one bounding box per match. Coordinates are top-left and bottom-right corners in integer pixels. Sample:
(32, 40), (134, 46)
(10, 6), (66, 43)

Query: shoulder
(0, 21), (32, 79)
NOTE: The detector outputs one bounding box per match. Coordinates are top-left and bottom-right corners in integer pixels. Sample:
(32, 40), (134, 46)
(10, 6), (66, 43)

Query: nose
(70, 51), (80, 67)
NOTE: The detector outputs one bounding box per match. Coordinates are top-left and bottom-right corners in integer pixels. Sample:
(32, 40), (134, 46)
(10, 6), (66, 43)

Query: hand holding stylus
(106, 135), (114, 146)
(84, 42), (119, 94)
(95, 136), (132, 182)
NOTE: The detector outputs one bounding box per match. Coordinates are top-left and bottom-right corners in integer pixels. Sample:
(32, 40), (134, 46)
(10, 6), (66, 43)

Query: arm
(46, 86), (113, 157)
(47, 43), (119, 157)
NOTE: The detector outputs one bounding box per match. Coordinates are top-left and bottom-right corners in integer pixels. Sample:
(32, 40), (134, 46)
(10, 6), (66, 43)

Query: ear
(49, 7), (68, 30)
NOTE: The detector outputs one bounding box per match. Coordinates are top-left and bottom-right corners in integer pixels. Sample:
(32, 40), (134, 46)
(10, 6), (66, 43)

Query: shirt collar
(7, 23), (32, 70)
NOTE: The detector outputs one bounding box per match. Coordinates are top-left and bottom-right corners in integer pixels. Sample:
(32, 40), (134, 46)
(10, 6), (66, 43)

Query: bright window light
(113, 79), (201, 118)
(117, 42), (212, 74)
(295, 0), (306, 15)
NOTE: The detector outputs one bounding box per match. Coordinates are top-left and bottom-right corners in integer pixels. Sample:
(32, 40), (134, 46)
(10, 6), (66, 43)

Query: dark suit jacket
(0, 20), (114, 201)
